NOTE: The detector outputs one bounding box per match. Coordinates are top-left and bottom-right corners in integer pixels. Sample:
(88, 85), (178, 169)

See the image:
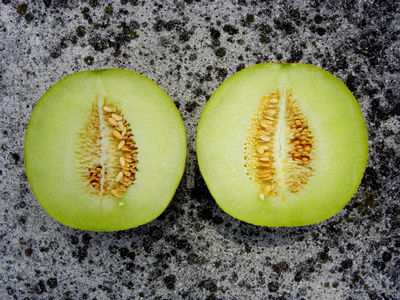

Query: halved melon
(25, 69), (187, 231)
(196, 63), (368, 227)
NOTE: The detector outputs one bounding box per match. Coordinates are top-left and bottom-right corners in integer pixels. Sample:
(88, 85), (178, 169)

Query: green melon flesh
(196, 63), (368, 227)
(25, 69), (187, 231)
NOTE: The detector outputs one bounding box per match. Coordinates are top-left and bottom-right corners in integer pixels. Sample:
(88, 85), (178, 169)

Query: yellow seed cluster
(256, 93), (279, 198)
(102, 105), (138, 199)
(88, 166), (102, 191)
(244, 93), (280, 199)
(286, 97), (313, 192)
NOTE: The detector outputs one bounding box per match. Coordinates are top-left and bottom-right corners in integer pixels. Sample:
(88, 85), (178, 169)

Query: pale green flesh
(25, 69), (187, 231)
(196, 63), (368, 227)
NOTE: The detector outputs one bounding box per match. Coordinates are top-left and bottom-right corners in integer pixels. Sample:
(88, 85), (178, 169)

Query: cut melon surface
(196, 63), (368, 227)
(24, 69), (187, 231)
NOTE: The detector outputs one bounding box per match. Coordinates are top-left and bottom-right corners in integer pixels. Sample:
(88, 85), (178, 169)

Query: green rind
(24, 69), (187, 231)
(196, 63), (368, 227)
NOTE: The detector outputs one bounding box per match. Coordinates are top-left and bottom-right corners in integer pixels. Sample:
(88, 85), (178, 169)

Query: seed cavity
(244, 91), (314, 200)
(76, 100), (139, 203)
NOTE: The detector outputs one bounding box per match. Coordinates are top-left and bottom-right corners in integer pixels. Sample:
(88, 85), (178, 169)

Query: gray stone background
(0, 0), (399, 299)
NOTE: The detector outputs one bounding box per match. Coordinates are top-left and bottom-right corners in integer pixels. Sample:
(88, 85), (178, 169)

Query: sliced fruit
(196, 63), (368, 227)
(24, 69), (187, 231)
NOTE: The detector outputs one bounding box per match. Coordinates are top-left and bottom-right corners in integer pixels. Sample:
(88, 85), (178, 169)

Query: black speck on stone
(153, 20), (166, 32)
(142, 238), (153, 254)
(345, 75), (357, 93)
(76, 26), (86, 37)
(82, 233), (92, 245)
(315, 27), (326, 36)
(336, 57), (348, 70)
(84, 56), (94, 65)
(88, 36), (109, 52)
(33, 280), (47, 294)
(39, 246), (50, 253)
(98, 284), (112, 293)
(268, 281), (279, 292)
(108, 245), (118, 254)
(163, 274), (176, 290)
(373, 260), (386, 271)
(215, 48), (226, 57)
(246, 14), (255, 23)
(314, 15), (323, 24)
(17, 4), (27, 15)
(50, 48), (61, 58)
(10, 152), (20, 164)
(361, 167), (381, 191)
(187, 252), (201, 264)
(165, 20), (183, 31)
(274, 19), (295, 34)
(119, 247), (135, 260)
(258, 23), (273, 36)
(198, 207), (213, 221)
(341, 259), (353, 270)
(125, 262), (135, 272)
(185, 101), (197, 113)
(288, 48), (303, 63)
(176, 239), (192, 253)
(89, 0), (98, 7)
(148, 225), (163, 241)
(75, 247), (87, 262)
(180, 31), (190, 42)
(210, 28), (221, 39)
(272, 261), (289, 273)
(6, 286), (14, 296)
(70, 235), (79, 245)
(223, 24), (239, 35)
(215, 67), (228, 79)
(319, 247), (330, 263)
(24, 13), (34, 22)
(236, 63), (245, 72)
(46, 278), (58, 289)
(382, 251), (392, 262)
(25, 248), (33, 256)
(15, 201), (27, 210)
(289, 9), (301, 21)
(198, 279), (217, 292)
(105, 5), (113, 14)
(42, 0), (51, 7)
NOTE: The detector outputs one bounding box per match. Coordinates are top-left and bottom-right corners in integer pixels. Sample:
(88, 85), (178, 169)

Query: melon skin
(24, 69), (187, 231)
(196, 63), (368, 227)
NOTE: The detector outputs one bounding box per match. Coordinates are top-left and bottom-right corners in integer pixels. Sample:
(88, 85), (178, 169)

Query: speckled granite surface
(0, 1), (399, 299)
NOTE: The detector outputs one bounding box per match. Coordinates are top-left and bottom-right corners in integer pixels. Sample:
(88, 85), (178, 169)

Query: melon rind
(196, 63), (368, 227)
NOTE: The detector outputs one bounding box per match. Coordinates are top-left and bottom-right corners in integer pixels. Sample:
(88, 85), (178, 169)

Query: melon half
(196, 63), (368, 227)
(25, 69), (187, 231)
